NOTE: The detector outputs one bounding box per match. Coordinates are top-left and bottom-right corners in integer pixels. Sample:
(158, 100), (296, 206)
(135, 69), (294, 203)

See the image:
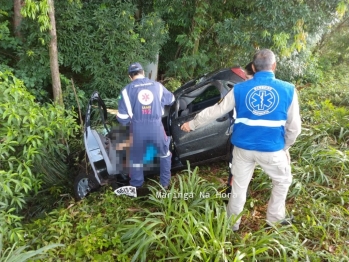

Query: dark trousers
(129, 121), (171, 187)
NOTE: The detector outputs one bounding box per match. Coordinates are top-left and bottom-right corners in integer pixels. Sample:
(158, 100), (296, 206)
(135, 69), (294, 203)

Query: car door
(170, 81), (232, 165)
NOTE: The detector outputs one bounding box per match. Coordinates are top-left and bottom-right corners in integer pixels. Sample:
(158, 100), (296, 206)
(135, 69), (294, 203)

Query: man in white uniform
(181, 49), (301, 230)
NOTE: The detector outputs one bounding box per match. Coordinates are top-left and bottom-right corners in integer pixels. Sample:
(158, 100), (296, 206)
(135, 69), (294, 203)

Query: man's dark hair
(129, 70), (144, 78)
(245, 62), (254, 76)
(253, 49), (276, 72)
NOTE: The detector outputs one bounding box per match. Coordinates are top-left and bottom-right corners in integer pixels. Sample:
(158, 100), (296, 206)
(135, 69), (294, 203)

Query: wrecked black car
(74, 67), (246, 200)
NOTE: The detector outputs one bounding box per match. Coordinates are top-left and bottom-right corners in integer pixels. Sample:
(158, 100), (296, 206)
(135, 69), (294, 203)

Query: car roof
(174, 67), (245, 95)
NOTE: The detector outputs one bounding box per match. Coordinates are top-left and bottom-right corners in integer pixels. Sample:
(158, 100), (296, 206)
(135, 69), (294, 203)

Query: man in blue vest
(226, 62), (255, 193)
(116, 62), (175, 189)
(181, 49), (301, 230)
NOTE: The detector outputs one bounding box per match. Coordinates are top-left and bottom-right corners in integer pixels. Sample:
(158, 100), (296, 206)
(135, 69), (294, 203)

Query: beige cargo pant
(227, 146), (292, 230)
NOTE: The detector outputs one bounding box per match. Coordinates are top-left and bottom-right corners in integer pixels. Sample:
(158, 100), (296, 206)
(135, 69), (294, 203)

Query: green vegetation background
(0, 0), (349, 261)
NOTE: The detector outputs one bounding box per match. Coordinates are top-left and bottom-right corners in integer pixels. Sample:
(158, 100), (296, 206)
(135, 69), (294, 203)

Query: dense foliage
(0, 71), (79, 243)
(1, 72), (345, 260)
(0, 0), (349, 261)
(147, 0), (348, 82)
(55, 0), (167, 97)
(1, 0), (349, 104)
(0, 0), (167, 102)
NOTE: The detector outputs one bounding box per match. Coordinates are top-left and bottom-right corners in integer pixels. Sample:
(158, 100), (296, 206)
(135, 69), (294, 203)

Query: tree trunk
(13, 0), (22, 37)
(47, 0), (63, 105)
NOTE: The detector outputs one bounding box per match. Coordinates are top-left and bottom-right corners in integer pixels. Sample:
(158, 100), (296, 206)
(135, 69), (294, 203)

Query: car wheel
(74, 173), (100, 201)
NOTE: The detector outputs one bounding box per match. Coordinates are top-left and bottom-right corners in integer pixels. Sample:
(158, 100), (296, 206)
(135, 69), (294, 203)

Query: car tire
(74, 173), (100, 201)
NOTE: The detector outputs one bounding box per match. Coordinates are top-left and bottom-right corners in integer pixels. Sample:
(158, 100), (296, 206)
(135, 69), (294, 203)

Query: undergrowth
(2, 73), (349, 261)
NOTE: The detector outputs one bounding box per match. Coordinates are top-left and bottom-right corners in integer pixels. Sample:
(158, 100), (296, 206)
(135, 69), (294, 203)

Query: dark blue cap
(128, 62), (143, 74)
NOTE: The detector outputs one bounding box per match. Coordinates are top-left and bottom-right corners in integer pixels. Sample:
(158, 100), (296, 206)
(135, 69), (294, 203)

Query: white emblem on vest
(138, 89), (154, 105)
(245, 85), (279, 116)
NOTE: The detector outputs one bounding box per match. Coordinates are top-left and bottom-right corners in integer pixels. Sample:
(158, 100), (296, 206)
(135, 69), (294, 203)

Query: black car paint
(161, 67), (245, 170)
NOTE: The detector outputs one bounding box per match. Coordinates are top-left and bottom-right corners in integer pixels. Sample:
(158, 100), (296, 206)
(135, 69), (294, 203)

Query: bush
(0, 70), (79, 243)
(23, 189), (129, 261)
(55, 0), (168, 97)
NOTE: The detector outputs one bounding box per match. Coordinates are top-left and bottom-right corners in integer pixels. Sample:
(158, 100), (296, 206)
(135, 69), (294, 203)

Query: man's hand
(181, 122), (191, 132)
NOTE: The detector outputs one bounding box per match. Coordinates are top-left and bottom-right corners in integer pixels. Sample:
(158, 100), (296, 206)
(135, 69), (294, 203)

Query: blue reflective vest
(231, 71), (295, 152)
(117, 77), (174, 125)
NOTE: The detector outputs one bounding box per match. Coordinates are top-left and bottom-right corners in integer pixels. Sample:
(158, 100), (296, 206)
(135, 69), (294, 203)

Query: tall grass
(116, 166), (347, 261)
(117, 167), (235, 261)
(0, 234), (63, 262)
